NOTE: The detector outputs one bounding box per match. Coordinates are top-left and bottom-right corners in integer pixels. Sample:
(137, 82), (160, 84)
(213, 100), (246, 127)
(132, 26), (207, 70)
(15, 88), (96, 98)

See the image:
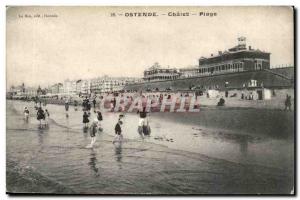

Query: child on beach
(44, 109), (50, 126)
(97, 111), (103, 132)
(65, 99), (69, 117)
(83, 111), (90, 128)
(118, 113), (124, 122)
(24, 107), (29, 121)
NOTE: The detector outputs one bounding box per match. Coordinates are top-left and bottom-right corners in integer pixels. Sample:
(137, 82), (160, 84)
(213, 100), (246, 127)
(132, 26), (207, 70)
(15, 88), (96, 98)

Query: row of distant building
(8, 76), (142, 97)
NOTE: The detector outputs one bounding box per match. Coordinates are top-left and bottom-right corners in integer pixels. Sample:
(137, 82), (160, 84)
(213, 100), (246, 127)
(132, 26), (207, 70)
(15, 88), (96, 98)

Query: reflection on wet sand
(83, 127), (88, 139)
(37, 126), (49, 146)
(114, 143), (123, 170)
(38, 131), (44, 146)
(115, 146), (122, 162)
(88, 150), (100, 177)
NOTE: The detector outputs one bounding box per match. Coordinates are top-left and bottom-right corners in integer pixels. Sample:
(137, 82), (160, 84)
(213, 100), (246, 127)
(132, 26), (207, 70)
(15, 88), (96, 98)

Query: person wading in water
(137, 107), (151, 137)
(37, 107), (45, 128)
(86, 119), (98, 148)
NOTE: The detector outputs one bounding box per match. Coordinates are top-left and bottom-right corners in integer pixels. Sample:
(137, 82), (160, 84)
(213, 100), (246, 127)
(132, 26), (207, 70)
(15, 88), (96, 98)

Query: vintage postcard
(6, 6), (294, 195)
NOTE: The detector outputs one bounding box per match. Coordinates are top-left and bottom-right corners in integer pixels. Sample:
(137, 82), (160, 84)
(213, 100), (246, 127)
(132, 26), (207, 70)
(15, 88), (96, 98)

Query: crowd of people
(20, 90), (292, 149)
(23, 94), (151, 149)
(26, 100), (50, 128)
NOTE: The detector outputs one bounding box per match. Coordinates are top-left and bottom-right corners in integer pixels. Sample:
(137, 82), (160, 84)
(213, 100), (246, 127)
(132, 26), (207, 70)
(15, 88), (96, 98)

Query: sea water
(6, 100), (294, 194)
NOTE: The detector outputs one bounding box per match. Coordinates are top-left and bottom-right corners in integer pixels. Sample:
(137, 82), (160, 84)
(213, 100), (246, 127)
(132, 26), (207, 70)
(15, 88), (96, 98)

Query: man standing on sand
(285, 94), (292, 111)
(92, 98), (96, 110)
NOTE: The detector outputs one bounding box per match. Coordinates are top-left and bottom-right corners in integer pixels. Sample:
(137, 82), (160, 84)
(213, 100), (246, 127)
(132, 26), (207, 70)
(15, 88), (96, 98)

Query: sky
(6, 6), (294, 88)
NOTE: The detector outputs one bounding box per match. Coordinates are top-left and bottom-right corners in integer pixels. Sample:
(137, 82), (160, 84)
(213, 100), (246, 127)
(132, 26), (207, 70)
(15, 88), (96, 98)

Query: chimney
(249, 46), (252, 50)
(218, 51), (222, 55)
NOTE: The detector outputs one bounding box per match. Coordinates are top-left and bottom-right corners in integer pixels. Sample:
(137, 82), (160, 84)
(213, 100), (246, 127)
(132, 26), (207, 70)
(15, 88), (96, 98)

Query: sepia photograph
(6, 6), (295, 195)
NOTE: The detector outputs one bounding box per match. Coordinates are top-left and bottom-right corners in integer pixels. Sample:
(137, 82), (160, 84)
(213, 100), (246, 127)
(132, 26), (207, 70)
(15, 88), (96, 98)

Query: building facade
(50, 83), (63, 94)
(197, 37), (270, 76)
(143, 62), (181, 82)
(24, 87), (38, 96)
(90, 76), (142, 93)
(9, 84), (25, 96)
(64, 79), (77, 95)
(80, 80), (91, 95)
(179, 66), (199, 78)
(75, 80), (83, 94)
